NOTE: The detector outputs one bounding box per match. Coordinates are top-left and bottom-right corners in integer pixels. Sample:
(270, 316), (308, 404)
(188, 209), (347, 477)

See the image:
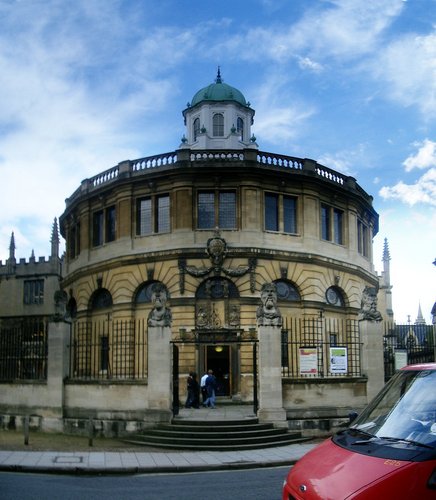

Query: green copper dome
(190, 69), (248, 107)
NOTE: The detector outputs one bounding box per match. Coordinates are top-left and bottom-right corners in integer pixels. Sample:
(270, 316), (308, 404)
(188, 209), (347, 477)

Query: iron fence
(384, 322), (435, 381)
(281, 317), (362, 379)
(0, 318), (48, 381)
(69, 319), (147, 380)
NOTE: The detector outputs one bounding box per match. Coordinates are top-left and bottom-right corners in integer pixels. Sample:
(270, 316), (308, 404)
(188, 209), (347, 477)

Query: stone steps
(123, 417), (308, 451)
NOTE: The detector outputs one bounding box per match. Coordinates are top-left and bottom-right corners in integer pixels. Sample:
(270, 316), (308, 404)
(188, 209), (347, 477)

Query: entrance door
(206, 345), (230, 396)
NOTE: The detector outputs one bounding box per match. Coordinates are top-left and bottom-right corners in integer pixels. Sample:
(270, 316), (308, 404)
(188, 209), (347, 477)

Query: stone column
(146, 283), (173, 423)
(43, 321), (70, 432)
(257, 324), (287, 426)
(147, 326), (172, 421)
(256, 283), (287, 426)
(360, 320), (384, 403)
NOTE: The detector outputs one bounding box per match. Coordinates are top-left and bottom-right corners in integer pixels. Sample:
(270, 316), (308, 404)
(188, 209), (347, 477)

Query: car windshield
(350, 368), (436, 448)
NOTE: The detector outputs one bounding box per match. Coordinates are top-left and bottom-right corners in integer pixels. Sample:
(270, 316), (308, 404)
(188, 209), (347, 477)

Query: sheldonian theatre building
(1, 71), (388, 437)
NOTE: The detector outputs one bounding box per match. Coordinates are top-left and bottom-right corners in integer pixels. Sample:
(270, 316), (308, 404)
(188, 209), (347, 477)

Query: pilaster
(147, 326), (172, 422)
(359, 320), (384, 402)
(257, 325), (287, 426)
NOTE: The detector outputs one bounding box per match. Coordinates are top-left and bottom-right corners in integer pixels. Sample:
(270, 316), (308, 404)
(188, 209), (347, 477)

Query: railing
(0, 318), (48, 381)
(69, 319), (147, 380)
(65, 148), (370, 206)
(132, 152), (178, 171)
(383, 322), (435, 381)
(257, 152), (303, 170)
(281, 317), (362, 379)
(91, 165), (119, 188)
(190, 151), (245, 161)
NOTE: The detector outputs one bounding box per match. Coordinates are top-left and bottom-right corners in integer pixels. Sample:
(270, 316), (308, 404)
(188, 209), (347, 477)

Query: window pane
(193, 118), (200, 141)
(219, 192), (236, 229)
(106, 206), (116, 242)
(213, 113), (224, 136)
(321, 205), (330, 241)
(333, 209), (343, 245)
(92, 210), (104, 246)
(265, 193), (279, 231)
(198, 192), (215, 229)
(138, 198), (152, 235)
(362, 224), (368, 257)
(23, 279), (44, 305)
(157, 195), (170, 233)
(237, 117), (244, 141)
(283, 196), (297, 233)
(358, 220), (368, 256)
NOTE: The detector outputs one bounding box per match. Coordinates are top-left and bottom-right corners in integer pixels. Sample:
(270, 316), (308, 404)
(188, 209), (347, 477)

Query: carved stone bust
(256, 283), (282, 327)
(358, 286), (382, 322)
(148, 283), (172, 327)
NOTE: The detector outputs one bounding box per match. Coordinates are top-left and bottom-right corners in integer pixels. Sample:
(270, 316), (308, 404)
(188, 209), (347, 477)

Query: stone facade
(0, 220), (63, 322)
(0, 74), (387, 436)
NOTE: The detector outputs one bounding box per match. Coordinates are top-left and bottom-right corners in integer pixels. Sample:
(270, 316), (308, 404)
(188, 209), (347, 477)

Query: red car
(283, 363), (436, 499)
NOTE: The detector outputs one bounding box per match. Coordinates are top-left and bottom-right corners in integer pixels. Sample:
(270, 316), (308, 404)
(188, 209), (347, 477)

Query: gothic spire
(415, 302), (426, 325)
(8, 231), (16, 261)
(381, 237), (391, 287)
(51, 217), (60, 258)
(382, 237), (390, 261)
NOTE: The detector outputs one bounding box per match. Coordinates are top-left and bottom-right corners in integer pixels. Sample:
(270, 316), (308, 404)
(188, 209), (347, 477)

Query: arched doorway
(195, 276), (241, 399)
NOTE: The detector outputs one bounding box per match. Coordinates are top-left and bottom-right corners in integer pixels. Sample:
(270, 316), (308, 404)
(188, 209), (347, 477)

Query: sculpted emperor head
(148, 283), (172, 327)
(256, 283), (282, 327)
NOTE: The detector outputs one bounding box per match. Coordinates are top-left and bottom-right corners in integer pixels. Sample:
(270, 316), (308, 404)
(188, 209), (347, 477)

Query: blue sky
(0, 0), (435, 323)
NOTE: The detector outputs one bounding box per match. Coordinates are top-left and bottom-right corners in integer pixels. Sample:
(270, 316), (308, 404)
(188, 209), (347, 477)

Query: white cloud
(297, 56), (324, 73)
(251, 74), (315, 145)
(317, 143), (371, 176)
(288, 0), (404, 59)
(379, 140), (436, 206)
(403, 139), (436, 172)
(372, 32), (436, 116)
(379, 168), (436, 206)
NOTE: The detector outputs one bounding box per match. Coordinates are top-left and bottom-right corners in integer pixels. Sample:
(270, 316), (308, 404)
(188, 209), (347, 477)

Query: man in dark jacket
(203, 369), (217, 408)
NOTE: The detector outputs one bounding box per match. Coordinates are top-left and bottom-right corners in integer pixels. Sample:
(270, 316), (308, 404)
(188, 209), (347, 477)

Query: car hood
(287, 439), (412, 499)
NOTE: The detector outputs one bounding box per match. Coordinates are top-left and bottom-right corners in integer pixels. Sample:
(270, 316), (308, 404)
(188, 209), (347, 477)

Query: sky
(0, 0), (435, 324)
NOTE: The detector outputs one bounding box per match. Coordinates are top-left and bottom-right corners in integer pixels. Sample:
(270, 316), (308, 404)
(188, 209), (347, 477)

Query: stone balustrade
(64, 149), (369, 206)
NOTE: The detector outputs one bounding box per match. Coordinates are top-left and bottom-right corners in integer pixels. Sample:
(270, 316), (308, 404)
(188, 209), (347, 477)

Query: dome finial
(216, 66), (222, 84)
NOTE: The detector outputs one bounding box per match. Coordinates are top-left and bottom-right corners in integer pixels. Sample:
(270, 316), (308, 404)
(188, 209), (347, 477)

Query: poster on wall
(394, 350), (408, 371)
(299, 347), (318, 375)
(330, 347), (348, 374)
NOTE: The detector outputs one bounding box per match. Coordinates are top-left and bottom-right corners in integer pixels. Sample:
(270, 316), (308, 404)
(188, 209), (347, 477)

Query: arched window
(90, 288), (113, 310)
(213, 113), (224, 137)
(273, 280), (300, 301)
(237, 117), (244, 141)
(325, 286), (345, 307)
(193, 118), (200, 141)
(135, 281), (169, 304)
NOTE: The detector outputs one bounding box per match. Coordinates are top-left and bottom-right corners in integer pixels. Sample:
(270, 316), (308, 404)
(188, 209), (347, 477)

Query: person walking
(185, 371), (200, 408)
(200, 371), (208, 404)
(203, 369), (217, 408)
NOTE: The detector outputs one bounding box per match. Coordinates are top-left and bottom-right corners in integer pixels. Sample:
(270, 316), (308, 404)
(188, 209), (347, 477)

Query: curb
(0, 458), (300, 475)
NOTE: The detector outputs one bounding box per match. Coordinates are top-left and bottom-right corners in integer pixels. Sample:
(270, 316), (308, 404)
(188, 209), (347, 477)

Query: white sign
(394, 350), (408, 371)
(330, 347), (347, 374)
(299, 347), (318, 375)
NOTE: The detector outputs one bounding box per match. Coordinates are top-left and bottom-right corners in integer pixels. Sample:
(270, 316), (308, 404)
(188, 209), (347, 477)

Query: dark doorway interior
(206, 345), (230, 396)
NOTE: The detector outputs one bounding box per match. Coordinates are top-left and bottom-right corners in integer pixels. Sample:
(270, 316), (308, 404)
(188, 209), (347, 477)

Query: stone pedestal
(43, 321), (70, 432)
(147, 326), (172, 421)
(360, 320), (384, 403)
(257, 325), (287, 426)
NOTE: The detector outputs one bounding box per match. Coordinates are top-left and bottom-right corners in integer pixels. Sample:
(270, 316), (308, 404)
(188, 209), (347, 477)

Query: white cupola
(181, 69), (257, 150)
